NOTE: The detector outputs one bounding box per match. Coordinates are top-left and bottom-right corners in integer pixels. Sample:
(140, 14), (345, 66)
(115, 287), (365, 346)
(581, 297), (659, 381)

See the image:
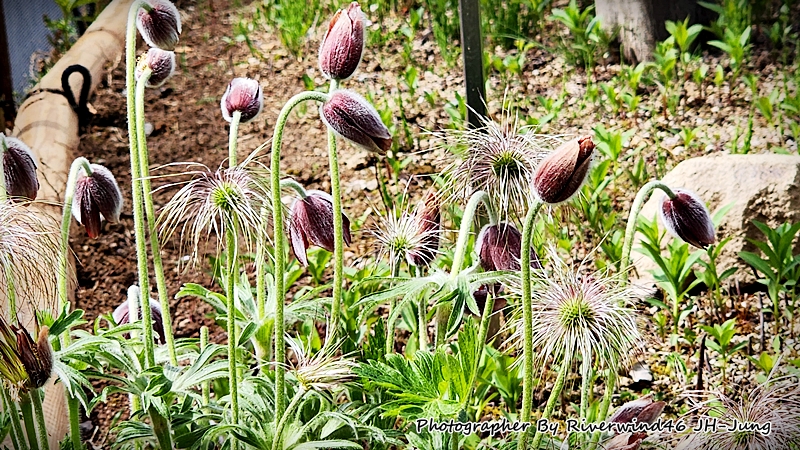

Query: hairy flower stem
(200, 326), (210, 406)
(469, 292), (495, 395)
(228, 110), (242, 166)
(270, 90), (329, 420)
(324, 79), (345, 352)
(0, 137), (16, 321)
(31, 390), (49, 450)
(3, 386), (27, 450)
(126, 0), (155, 369)
(518, 200), (543, 450)
(579, 356), (593, 446)
(271, 388), (307, 450)
(450, 190), (496, 277)
(418, 294), (427, 351)
(20, 394), (38, 450)
(226, 229), (239, 448)
(619, 180), (676, 281)
(58, 158), (92, 311)
(254, 206), (271, 366)
(135, 69), (178, 366)
(530, 358), (571, 449)
(384, 258), (401, 355)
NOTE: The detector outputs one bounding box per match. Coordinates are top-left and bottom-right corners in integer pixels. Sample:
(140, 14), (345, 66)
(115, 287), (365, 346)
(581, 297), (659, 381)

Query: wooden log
(4, 0), (134, 447)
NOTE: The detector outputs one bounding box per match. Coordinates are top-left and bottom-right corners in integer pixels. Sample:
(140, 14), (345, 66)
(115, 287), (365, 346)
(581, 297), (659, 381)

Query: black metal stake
(458, 0), (485, 129)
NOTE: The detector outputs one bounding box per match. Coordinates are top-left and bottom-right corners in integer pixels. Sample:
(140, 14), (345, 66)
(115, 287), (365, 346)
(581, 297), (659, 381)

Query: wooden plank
(458, 0), (486, 129)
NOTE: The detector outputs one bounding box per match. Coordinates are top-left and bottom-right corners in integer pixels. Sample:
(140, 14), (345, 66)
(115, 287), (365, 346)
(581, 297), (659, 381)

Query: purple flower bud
(659, 189), (715, 249)
(408, 191), (441, 267)
(289, 190), (352, 267)
(319, 2), (365, 81)
(136, 0), (182, 51)
(16, 326), (53, 389)
(609, 398), (666, 425)
(72, 164), (123, 239)
(321, 90), (392, 153)
(136, 48), (176, 87)
(1, 136), (39, 201)
(475, 222), (541, 272)
(113, 296), (165, 345)
(533, 136), (594, 204)
(221, 77), (263, 123)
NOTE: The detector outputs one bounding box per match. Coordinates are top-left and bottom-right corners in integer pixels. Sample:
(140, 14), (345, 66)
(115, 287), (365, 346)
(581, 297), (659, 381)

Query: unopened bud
(221, 77), (263, 123)
(72, 164), (123, 239)
(609, 398), (665, 425)
(659, 189), (715, 249)
(136, 48), (176, 87)
(15, 326), (53, 389)
(136, 0), (182, 50)
(289, 190), (352, 267)
(114, 293), (165, 345)
(319, 2), (365, 80)
(1, 135), (39, 200)
(475, 222), (541, 272)
(321, 90), (392, 153)
(533, 136), (594, 204)
(408, 191), (441, 267)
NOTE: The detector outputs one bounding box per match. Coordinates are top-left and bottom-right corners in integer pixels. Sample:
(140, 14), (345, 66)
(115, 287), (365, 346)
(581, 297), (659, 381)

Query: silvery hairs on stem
(431, 109), (560, 222)
(156, 149), (271, 265)
(506, 247), (644, 372)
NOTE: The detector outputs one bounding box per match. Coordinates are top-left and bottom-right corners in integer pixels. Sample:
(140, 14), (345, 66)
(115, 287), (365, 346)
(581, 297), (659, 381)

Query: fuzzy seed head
(221, 77), (263, 123)
(158, 162), (271, 264)
(508, 248), (643, 370)
(321, 89), (392, 153)
(659, 189), (715, 249)
(136, 0), (181, 50)
(373, 192), (442, 269)
(289, 190), (351, 267)
(136, 48), (176, 87)
(319, 2), (365, 80)
(533, 136), (594, 204)
(289, 338), (355, 392)
(1, 135), (39, 201)
(72, 164), (123, 239)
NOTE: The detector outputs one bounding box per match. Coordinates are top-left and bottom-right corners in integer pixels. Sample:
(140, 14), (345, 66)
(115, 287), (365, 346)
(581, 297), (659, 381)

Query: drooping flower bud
(408, 191), (441, 267)
(319, 2), (365, 81)
(1, 135), (39, 200)
(289, 190), (352, 266)
(659, 189), (715, 249)
(72, 164), (123, 239)
(475, 222), (541, 272)
(113, 292), (165, 345)
(533, 136), (594, 204)
(135, 48), (176, 87)
(609, 398), (666, 425)
(220, 77), (263, 123)
(321, 90), (392, 153)
(136, 0), (182, 51)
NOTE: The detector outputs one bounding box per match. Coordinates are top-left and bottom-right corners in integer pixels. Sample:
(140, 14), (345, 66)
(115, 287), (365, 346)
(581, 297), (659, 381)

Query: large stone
(632, 154), (800, 287)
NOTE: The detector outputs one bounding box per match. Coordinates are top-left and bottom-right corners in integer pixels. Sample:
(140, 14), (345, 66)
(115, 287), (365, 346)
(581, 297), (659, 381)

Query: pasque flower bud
(319, 2), (365, 80)
(136, 0), (182, 51)
(321, 90), (392, 153)
(289, 190), (352, 266)
(659, 189), (715, 249)
(136, 48), (176, 87)
(221, 77), (263, 123)
(475, 222), (541, 272)
(408, 191), (441, 267)
(533, 136), (594, 204)
(72, 164), (123, 239)
(0, 316), (53, 397)
(609, 398), (666, 424)
(113, 293), (165, 344)
(1, 135), (39, 200)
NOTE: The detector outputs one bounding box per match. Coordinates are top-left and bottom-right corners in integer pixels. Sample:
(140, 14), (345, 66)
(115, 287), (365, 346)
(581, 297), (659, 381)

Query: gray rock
(632, 154), (800, 286)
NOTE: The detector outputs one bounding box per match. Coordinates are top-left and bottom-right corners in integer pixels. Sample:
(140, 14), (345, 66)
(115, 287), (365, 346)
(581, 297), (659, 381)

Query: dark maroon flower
(475, 222), (541, 272)
(1, 135), (39, 200)
(289, 190), (352, 266)
(221, 77), (263, 123)
(136, 0), (182, 51)
(659, 189), (715, 249)
(319, 2), (365, 81)
(407, 191), (441, 267)
(609, 398), (666, 425)
(136, 48), (176, 87)
(321, 90), (392, 153)
(0, 315), (53, 392)
(533, 136), (594, 204)
(72, 164), (123, 239)
(113, 292), (165, 345)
